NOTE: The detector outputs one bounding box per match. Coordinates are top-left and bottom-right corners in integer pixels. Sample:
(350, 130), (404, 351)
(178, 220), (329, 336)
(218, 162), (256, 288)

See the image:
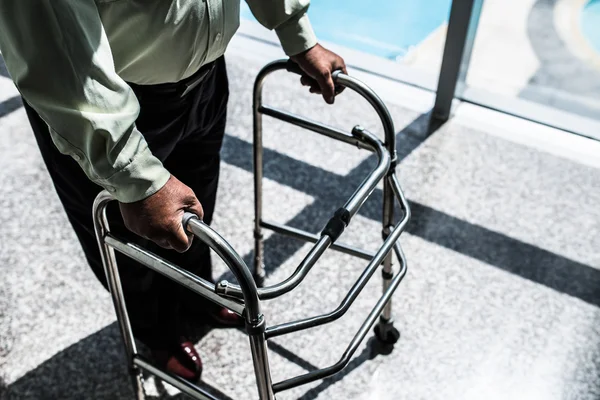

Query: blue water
(241, 0), (452, 60)
(582, 0), (600, 53)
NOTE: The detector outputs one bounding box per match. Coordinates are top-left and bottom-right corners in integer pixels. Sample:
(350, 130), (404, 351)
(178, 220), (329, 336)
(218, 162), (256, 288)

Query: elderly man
(0, 0), (346, 381)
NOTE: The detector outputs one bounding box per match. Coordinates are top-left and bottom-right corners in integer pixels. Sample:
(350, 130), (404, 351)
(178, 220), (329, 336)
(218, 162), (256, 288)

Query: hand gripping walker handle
(182, 212), (262, 322)
(285, 59), (304, 75)
(285, 59), (345, 94)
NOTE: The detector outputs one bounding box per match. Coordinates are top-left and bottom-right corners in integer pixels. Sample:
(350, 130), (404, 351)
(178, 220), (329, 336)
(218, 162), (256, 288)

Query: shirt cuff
(275, 13), (318, 56)
(95, 145), (171, 203)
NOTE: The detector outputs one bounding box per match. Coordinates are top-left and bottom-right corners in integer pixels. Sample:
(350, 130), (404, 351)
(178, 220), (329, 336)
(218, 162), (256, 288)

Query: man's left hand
(291, 44), (347, 104)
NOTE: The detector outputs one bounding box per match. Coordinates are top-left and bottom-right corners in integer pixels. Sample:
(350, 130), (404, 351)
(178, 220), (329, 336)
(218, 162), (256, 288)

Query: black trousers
(24, 57), (229, 349)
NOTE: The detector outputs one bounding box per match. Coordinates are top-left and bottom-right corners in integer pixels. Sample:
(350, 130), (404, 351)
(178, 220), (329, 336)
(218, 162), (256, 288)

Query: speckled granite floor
(1, 35), (600, 400)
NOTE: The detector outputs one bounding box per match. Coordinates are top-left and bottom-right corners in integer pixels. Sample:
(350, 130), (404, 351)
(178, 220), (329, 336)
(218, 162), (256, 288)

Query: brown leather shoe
(208, 307), (245, 328)
(152, 340), (202, 382)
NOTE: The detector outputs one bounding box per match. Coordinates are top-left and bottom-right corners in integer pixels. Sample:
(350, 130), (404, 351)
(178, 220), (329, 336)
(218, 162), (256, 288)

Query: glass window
(464, 0), (600, 121)
(241, 0), (453, 88)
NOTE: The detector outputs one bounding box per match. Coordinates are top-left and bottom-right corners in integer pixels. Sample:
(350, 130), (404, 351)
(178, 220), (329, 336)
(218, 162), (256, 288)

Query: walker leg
(132, 371), (145, 400)
(94, 206), (146, 398)
(374, 314), (400, 346)
(253, 231), (266, 287)
(374, 179), (400, 346)
(253, 80), (266, 287)
(248, 317), (276, 399)
(253, 149), (265, 287)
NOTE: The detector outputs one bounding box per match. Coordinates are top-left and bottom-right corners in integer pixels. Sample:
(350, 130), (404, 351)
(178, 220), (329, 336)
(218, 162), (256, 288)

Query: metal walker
(93, 59), (411, 400)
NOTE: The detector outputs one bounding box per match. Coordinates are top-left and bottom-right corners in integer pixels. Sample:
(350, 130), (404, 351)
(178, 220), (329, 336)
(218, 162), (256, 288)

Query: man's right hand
(119, 175), (203, 253)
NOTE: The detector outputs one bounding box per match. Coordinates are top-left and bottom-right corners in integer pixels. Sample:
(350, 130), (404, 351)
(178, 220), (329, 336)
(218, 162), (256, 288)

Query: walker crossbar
(93, 59), (411, 400)
(259, 219), (376, 261)
(216, 125), (392, 301)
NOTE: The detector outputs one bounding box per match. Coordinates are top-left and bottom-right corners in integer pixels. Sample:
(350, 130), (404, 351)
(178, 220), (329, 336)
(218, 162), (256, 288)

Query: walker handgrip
(285, 59), (304, 75)
(182, 213), (262, 322)
(274, 59), (394, 149)
(286, 59), (344, 94)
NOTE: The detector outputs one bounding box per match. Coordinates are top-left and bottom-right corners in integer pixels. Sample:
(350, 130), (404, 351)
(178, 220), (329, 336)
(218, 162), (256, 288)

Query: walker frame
(93, 59), (411, 400)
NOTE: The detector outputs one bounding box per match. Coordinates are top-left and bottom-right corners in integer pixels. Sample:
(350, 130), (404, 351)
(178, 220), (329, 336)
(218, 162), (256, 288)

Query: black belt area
(128, 61), (216, 99)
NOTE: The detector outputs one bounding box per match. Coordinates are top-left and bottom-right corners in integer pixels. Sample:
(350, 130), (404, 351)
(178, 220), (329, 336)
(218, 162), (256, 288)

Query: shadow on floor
(1, 111), (425, 396)
(5, 109), (600, 399)
(1, 323), (235, 400)
(2, 323), (398, 400)
(0, 96), (22, 120)
(221, 111), (600, 307)
(0, 55), (23, 119)
(3, 324), (132, 400)
(220, 111), (438, 283)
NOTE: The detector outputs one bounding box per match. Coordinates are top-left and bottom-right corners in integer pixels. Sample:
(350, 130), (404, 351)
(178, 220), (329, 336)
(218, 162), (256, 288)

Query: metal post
(92, 60), (412, 398)
(131, 373), (145, 400)
(253, 68), (266, 287)
(215, 129), (389, 301)
(271, 247), (408, 392)
(380, 181), (395, 325)
(372, 176), (402, 344)
(92, 192), (145, 399)
(432, 0), (484, 122)
(184, 215), (274, 398)
(248, 317), (276, 400)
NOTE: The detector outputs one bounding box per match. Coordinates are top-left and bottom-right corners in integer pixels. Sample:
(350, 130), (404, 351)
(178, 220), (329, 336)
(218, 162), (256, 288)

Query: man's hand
(119, 175), (203, 253)
(291, 44), (347, 104)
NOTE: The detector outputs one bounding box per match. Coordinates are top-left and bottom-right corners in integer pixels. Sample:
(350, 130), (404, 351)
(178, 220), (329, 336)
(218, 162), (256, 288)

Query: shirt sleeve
(0, 0), (170, 203)
(245, 0), (318, 56)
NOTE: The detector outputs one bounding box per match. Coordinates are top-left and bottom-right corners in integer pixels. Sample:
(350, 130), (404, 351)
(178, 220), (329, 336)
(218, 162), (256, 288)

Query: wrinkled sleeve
(245, 0), (318, 56)
(0, 0), (170, 203)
